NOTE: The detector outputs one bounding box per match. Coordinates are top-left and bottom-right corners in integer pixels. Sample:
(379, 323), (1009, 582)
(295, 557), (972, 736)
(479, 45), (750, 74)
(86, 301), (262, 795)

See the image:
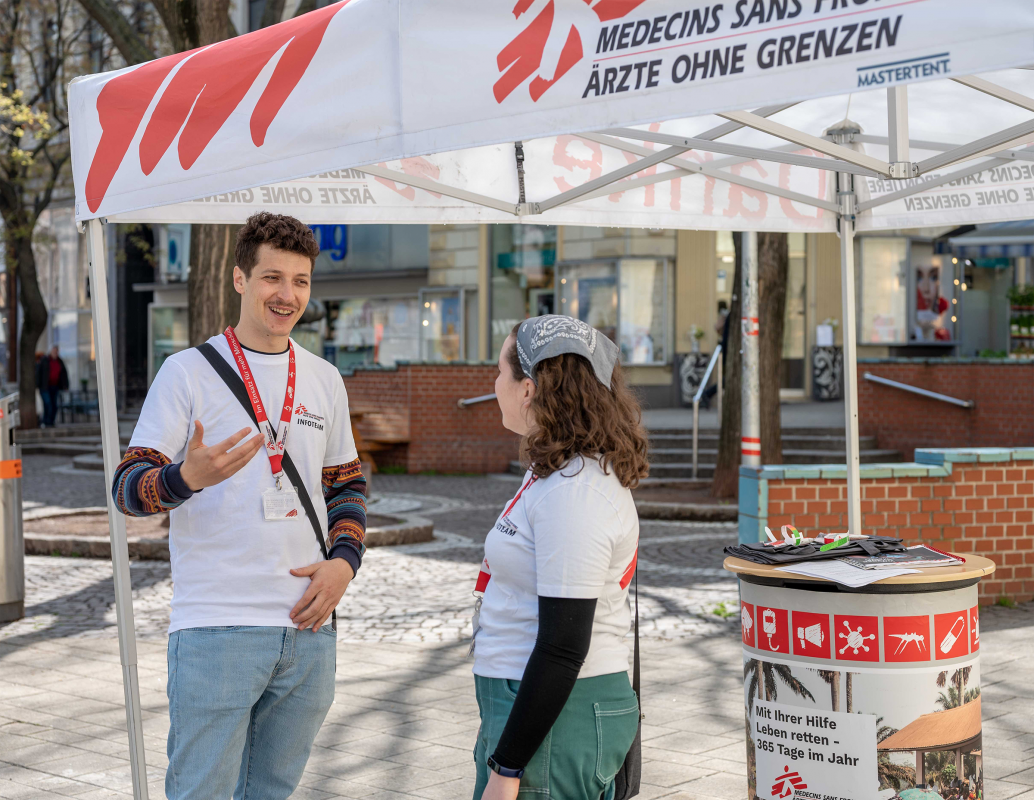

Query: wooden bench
(350, 408), (410, 473)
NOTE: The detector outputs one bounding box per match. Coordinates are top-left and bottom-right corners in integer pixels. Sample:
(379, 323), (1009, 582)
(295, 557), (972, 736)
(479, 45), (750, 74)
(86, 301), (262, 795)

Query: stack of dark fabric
(724, 536), (906, 565)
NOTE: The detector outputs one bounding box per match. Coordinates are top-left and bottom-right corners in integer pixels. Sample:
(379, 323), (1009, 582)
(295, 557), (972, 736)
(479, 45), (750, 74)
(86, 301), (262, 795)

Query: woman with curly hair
(471, 316), (650, 800)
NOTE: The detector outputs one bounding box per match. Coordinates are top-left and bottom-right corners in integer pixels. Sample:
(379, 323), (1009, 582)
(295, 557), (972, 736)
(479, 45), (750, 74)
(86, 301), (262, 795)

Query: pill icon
(939, 615), (966, 654)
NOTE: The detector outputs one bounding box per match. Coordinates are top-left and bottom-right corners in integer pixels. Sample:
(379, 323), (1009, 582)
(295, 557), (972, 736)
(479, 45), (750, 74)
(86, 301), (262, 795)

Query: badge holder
(262, 476), (302, 520)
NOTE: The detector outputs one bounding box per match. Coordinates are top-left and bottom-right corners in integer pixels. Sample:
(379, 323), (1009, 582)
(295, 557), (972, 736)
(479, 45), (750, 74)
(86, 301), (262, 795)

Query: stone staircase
(646, 427), (901, 482)
(16, 421), (132, 471)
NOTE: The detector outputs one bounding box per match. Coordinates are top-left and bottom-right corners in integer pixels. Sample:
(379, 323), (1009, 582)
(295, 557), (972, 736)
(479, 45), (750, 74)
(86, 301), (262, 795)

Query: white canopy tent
(66, 1), (1034, 796)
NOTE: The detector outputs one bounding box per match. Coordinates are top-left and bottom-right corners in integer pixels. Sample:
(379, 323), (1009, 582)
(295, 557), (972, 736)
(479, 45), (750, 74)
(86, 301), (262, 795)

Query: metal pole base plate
(0, 600), (24, 623)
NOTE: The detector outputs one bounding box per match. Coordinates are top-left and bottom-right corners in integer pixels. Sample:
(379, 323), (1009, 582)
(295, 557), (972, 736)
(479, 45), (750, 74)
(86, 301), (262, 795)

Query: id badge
(262, 486), (301, 520)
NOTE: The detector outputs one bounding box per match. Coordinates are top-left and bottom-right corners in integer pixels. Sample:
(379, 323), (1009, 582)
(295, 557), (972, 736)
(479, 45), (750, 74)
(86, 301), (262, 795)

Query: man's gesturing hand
(179, 421), (265, 491)
(289, 559), (355, 632)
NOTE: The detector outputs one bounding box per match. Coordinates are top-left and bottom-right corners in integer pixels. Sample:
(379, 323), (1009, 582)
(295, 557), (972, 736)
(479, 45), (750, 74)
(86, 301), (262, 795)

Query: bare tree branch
(75, 0), (153, 63)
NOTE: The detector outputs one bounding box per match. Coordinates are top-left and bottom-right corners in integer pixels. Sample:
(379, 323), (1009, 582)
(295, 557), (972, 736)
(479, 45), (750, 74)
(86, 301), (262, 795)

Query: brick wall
(858, 359), (1034, 457)
(343, 363), (518, 473)
(739, 448), (1034, 604)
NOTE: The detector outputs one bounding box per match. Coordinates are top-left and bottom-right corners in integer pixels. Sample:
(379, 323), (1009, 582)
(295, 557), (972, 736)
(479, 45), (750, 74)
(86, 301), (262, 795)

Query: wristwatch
(486, 754), (524, 779)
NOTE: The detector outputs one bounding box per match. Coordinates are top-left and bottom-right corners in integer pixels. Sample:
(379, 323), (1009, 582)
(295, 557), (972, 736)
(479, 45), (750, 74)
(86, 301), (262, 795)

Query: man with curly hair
(112, 212), (366, 800)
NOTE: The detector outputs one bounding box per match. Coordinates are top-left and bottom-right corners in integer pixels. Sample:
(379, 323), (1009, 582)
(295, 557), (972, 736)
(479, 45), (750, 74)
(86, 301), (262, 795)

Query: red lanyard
(224, 326), (295, 485)
(504, 473), (537, 516)
(475, 474), (538, 592)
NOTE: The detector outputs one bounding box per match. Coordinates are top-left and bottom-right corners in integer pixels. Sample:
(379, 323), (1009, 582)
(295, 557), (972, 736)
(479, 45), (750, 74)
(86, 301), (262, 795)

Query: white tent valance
(70, 0), (1034, 224)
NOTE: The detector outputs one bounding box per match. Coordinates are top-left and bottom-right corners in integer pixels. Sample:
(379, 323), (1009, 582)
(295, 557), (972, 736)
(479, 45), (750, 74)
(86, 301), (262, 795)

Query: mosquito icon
(889, 632), (927, 655)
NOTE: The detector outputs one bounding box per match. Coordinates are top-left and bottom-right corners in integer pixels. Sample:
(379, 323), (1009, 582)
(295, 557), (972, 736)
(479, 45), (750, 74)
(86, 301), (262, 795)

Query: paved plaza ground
(4, 456), (1034, 799)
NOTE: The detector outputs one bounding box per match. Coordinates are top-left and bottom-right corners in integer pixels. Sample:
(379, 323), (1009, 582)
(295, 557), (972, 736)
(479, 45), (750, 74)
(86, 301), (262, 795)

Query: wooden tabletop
(723, 553), (996, 585)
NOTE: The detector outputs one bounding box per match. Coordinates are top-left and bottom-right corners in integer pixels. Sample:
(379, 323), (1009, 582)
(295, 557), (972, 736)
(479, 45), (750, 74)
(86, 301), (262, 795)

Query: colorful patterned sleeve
(111, 447), (196, 517)
(322, 457), (367, 576)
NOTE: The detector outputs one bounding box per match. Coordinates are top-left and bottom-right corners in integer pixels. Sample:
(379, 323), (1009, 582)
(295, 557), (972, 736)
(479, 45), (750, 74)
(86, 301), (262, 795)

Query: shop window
(910, 242), (954, 343)
(420, 288), (478, 362)
(311, 225), (429, 273)
(149, 305), (188, 383)
(323, 297), (419, 370)
(859, 237), (908, 344)
(558, 258), (671, 365)
(490, 225), (556, 357)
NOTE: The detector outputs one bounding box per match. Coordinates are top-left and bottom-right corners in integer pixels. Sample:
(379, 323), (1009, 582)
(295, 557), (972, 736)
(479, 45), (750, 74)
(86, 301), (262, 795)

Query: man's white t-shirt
(472, 457), (639, 681)
(129, 334), (358, 634)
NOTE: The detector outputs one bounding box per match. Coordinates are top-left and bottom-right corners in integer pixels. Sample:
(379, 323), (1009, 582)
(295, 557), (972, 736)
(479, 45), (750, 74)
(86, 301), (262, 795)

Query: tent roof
(878, 698), (982, 752)
(67, 0), (1034, 229)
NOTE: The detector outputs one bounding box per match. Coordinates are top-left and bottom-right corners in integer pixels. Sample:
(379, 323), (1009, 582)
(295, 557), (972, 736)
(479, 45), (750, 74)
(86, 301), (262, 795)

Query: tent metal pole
(953, 75), (1034, 114)
(915, 118), (1034, 174)
(836, 180), (863, 537)
(578, 133), (839, 212)
(716, 110), (890, 175)
(85, 219), (150, 800)
(857, 156), (1013, 212)
(887, 87), (915, 180)
(741, 232), (760, 469)
(600, 128), (880, 177)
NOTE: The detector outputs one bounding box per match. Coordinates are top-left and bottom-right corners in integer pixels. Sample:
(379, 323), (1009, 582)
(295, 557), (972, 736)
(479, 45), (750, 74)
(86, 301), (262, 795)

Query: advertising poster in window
(912, 249), (954, 343)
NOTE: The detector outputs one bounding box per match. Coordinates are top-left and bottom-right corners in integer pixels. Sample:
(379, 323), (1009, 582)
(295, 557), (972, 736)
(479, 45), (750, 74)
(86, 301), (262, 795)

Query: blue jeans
(42, 388), (60, 426)
(166, 625), (336, 800)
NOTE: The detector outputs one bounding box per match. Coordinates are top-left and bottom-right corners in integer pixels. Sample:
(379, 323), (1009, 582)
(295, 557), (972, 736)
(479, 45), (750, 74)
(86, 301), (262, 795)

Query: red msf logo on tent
(495, 0), (647, 103)
(770, 765), (807, 798)
(84, 1), (348, 213)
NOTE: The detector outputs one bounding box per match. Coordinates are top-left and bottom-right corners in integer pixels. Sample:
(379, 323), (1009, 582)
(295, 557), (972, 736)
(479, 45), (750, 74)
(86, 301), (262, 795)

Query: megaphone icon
(798, 623), (825, 650)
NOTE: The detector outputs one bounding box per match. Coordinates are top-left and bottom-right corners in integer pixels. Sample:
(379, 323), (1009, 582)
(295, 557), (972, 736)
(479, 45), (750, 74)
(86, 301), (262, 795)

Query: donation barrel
(724, 554), (995, 800)
(0, 393), (23, 623)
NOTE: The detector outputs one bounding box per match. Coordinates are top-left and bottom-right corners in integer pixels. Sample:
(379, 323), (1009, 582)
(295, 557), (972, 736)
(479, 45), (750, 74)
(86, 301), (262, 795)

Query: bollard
(0, 393), (23, 623)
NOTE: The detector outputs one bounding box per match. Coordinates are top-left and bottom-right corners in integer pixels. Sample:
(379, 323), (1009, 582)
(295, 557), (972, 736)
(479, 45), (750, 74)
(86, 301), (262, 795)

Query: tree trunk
(846, 672), (853, 713)
(829, 670), (841, 712)
(712, 232), (743, 498)
(9, 229), (49, 429)
(758, 232), (788, 464)
(188, 224), (241, 345)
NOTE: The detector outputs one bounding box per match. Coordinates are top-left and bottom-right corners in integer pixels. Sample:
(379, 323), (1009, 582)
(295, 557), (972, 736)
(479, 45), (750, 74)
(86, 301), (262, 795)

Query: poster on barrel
(741, 600), (982, 800)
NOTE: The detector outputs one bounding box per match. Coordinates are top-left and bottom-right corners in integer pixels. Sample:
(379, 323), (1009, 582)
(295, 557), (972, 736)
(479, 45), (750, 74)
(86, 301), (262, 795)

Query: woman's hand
(481, 771), (519, 800)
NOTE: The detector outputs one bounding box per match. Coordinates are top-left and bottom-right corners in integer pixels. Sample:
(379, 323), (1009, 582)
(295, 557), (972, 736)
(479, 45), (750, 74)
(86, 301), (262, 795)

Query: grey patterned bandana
(514, 315), (619, 388)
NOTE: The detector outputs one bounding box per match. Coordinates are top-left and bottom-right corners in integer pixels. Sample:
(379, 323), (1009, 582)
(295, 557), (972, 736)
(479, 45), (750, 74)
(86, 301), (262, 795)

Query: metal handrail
(863, 372), (974, 409)
(692, 345), (723, 478)
(457, 392), (497, 409)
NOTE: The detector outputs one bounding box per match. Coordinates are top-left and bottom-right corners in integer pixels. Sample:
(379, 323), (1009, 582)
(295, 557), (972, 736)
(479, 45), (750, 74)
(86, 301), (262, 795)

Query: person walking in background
(109, 213), (368, 800)
(36, 345), (69, 426)
(471, 315), (648, 800)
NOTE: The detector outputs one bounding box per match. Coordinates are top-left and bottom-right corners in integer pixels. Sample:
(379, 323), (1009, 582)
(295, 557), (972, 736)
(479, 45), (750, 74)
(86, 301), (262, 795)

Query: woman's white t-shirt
(472, 457), (639, 681)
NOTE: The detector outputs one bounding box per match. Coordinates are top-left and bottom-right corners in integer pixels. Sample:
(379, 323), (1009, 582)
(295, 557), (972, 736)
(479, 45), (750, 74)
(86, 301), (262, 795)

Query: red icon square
(970, 606), (980, 652)
(757, 607), (789, 654)
(934, 611), (969, 660)
(883, 615), (931, 662)
(833, 615), (880, 662)
(741, 602), (756, 647)
(792, 611), (831, 658)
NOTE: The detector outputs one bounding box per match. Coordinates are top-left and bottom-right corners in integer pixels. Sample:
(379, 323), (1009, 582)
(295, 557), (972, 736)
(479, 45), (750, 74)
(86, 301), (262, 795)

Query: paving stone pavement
(4, 463), (1034, 798)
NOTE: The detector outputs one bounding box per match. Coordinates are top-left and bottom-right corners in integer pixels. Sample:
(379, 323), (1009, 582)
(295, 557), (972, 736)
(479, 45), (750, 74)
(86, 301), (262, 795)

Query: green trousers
(472, 672), (639, 800)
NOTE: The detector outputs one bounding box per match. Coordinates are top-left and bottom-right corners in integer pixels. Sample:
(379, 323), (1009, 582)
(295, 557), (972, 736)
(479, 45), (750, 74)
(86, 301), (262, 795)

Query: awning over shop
(947, 221), (1034, 259)
(878, 698), (982, 752)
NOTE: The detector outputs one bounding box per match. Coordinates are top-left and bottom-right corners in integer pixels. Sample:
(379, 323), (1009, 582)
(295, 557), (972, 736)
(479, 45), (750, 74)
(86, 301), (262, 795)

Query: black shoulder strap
(196, 342), (335, 628)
